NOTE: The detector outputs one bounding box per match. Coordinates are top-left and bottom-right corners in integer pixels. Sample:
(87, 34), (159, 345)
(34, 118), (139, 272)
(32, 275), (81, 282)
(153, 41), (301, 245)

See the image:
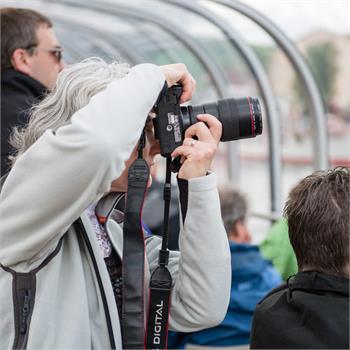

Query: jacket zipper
(75, 219), (116, 349)
(20, 289), (31, 335)
(3, 237), (63, 350)
(14, 288), (33, 350)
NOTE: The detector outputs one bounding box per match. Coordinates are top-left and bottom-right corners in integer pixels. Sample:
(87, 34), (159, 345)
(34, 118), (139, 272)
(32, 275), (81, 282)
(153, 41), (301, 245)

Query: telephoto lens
(181, 97), (262, 142)
(153, 85), (263, 157)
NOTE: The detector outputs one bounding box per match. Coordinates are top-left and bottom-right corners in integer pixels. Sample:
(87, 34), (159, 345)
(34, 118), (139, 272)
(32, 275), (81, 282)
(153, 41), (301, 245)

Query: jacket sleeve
(0, 64), (165, 270)
(146, 173), (231, 332)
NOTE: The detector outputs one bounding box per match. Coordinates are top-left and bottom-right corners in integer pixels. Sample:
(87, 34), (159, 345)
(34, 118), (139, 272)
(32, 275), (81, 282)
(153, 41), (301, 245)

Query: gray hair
(10, 57), (130, 165)
(219, 185), (248, 235)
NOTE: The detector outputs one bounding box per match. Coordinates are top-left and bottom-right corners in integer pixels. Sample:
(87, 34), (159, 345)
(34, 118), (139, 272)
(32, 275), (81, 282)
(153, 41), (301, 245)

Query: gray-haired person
(219, 186), (252, 243)
(0, 59), (231, 349)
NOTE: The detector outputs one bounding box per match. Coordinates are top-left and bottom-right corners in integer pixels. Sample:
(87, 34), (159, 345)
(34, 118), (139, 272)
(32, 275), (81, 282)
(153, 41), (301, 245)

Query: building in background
(269, 31), (350, 139)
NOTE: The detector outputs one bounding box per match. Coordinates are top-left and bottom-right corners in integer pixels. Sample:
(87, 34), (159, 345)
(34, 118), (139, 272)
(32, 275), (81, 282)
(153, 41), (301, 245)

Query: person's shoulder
(256, 282), (288, 308)
(250, 282), (289, 348)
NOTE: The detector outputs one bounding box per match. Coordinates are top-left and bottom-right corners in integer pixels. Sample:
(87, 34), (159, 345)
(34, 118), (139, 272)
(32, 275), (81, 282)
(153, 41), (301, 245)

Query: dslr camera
(153, 85), (262, 157)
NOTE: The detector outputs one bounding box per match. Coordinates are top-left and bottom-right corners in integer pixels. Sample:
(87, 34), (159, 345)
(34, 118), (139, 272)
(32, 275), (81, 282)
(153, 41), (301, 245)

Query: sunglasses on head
(25, 45), (64, 62)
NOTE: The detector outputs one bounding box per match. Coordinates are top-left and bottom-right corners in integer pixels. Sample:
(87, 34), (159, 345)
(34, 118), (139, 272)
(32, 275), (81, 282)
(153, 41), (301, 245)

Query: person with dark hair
(1, 8), (64, 175)
(168, 186), (281, 348)
(251, 167), (350, 349)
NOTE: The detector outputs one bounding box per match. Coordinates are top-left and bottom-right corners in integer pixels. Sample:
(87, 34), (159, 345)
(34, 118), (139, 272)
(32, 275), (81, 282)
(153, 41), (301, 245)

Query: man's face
(26, 24), (65, 89)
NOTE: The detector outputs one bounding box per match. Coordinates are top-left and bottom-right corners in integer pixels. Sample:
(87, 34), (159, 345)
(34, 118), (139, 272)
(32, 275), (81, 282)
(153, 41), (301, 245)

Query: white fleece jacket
(0, 63), (231, 349)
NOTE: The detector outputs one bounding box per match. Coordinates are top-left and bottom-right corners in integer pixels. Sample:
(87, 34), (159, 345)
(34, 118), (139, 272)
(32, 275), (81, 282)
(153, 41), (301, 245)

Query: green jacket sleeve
(260, 219), (298, 280)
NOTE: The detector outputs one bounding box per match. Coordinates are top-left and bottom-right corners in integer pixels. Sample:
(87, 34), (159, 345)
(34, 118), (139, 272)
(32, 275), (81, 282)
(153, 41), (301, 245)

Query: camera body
(153, 85), (262, 157)
(153, 86), (184, 157)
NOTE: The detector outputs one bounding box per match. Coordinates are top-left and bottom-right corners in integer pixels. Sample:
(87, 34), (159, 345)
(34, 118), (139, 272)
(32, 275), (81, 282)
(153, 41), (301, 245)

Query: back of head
(284, 167), (350, 277)
(1, 8), (52, 72)
(219, 186), (249, 241)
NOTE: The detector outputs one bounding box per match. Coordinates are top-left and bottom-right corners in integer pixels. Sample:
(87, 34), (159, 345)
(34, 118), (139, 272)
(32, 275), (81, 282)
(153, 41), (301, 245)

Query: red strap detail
(97, 216), (106, 224)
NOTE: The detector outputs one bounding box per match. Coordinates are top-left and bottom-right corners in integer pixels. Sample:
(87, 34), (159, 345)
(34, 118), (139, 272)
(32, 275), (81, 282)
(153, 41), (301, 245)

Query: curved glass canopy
(0, 0), (327, 221)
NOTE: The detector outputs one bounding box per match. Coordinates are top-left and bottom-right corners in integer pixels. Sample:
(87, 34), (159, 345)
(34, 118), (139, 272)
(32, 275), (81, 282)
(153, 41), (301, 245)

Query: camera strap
(122, 129), (173, 349)
(146, 157), (173, 350)
(122, 130), (149, 349)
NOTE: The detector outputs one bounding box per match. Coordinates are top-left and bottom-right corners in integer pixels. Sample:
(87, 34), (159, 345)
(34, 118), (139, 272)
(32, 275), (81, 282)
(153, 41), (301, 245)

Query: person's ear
(11, 48), (32, 75)
(230, 220), (252, 244)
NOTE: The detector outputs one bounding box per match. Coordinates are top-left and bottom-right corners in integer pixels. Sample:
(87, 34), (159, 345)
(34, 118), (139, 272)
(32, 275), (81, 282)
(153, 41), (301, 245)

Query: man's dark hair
(284, 167), (349, 276)
(1, 8), (52, 71)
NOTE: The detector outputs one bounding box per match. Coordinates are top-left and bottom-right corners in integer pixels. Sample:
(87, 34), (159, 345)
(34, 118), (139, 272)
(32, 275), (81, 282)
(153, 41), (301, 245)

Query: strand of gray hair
(9, 57), (130, 166)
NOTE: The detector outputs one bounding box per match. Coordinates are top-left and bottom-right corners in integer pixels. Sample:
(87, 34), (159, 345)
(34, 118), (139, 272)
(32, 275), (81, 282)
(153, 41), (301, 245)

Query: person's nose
(59, 59), (66, 71)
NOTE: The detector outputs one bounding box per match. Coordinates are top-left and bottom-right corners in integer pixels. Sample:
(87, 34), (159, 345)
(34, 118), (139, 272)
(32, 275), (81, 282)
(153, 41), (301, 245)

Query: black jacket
(1, 69), (47, 175)
(250, 271), (349, 349)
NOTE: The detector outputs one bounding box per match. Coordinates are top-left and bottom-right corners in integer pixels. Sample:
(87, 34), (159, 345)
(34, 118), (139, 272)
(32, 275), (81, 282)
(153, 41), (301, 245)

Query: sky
(203, 0), (350, 45)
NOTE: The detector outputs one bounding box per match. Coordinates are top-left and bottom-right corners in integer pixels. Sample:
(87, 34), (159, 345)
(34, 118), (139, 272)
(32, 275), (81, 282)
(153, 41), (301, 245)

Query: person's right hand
(171, 114), (222, 180)
(160, 63), (196, 104)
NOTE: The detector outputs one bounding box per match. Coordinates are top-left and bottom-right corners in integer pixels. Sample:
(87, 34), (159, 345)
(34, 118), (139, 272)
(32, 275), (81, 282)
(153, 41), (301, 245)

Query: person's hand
(171, 114), (222, 179)
(160, 63), (196, 103)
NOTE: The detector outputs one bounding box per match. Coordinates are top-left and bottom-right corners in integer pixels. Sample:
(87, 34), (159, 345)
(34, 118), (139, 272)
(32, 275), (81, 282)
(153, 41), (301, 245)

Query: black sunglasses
(25, 45), (63, 62)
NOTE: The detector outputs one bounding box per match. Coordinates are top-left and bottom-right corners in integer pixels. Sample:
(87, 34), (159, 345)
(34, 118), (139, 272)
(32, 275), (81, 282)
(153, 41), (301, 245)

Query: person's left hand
(171, 114), (222, 179)
(160, 63), (196, 103)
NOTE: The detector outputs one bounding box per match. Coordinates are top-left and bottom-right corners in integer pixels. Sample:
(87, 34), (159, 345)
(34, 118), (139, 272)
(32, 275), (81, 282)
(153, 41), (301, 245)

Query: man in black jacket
(1, 8), (64, 175)
(250, 167), (349, 349)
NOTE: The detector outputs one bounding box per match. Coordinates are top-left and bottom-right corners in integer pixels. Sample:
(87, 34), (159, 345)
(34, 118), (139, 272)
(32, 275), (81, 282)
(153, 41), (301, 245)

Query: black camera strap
(123, 128), (173, 349)
(146, 157), (173, 350)
(122, 131), (149, 349)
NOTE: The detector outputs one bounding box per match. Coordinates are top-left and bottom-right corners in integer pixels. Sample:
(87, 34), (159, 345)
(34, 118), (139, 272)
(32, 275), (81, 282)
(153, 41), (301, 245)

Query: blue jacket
(168, 242), (282, 347)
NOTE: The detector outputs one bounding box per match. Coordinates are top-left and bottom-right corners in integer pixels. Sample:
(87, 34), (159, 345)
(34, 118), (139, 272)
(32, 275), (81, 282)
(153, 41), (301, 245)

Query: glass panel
(123, 0), (271, 218)
(200, 1), (323, 220)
